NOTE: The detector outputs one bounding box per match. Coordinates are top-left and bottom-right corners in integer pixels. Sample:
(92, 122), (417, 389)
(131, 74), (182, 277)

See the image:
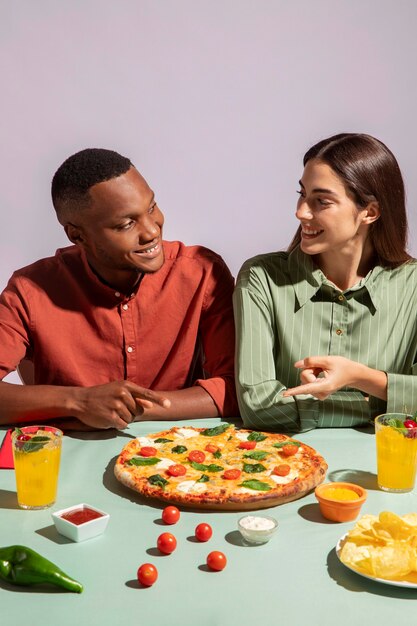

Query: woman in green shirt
(234, 133), (417, 432)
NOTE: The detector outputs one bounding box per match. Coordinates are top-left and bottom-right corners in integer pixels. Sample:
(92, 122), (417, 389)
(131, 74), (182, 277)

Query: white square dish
(52, 503), (110, 542)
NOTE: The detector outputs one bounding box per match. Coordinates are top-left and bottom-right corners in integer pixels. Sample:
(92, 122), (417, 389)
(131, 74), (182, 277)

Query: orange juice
(375, 414), (417, 492)
(12, 426), (62, 509)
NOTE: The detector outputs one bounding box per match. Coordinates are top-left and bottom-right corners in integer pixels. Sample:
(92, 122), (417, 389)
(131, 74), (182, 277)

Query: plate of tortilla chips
(336, 511), (417, 587)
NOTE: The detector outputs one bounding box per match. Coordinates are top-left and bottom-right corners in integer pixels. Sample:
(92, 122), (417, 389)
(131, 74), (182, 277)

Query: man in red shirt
(0, 149), (238, 429)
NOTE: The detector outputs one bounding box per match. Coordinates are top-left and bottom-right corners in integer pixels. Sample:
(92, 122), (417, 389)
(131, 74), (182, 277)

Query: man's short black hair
(51, 148), (132, 220)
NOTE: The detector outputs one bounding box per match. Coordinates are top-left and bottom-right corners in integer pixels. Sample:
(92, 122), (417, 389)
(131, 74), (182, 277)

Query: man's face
(66, 167), (165, 290)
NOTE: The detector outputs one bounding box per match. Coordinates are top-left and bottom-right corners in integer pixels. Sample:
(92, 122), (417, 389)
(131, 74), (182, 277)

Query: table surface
(1, 418), (417, 626)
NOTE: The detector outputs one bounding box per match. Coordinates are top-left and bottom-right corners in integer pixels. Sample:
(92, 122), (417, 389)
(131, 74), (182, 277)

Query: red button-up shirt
(0, 241), (238, 416)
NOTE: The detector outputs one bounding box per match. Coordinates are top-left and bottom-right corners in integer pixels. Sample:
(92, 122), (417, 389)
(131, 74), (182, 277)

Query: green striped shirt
(233, 245), (417, 432)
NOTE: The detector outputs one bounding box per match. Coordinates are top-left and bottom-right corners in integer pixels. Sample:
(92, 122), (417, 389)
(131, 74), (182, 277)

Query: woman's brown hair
(288, 133), (412, 267)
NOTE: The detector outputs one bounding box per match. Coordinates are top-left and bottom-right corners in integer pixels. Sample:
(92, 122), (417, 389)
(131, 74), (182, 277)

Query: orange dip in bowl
(323, 487), (360, 501)
(315, 482), (367, 522)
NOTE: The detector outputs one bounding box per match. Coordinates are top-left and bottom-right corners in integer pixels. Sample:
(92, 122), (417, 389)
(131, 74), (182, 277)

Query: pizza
(114, 424), (327, 510)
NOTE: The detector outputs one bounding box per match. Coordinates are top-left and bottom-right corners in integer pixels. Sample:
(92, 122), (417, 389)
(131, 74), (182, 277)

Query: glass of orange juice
(375, 413), (417, 492)
(11, 426), (63, 509)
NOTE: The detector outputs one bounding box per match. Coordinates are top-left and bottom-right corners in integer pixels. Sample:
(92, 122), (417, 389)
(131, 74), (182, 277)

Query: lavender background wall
(2, 0), (417, 383)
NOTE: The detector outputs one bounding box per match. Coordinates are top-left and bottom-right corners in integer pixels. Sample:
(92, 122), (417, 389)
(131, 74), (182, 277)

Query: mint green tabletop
(1, 419), (417, 625)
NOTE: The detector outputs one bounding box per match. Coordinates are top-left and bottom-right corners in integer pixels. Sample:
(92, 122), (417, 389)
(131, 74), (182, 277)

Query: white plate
(336, 534), (417, 589)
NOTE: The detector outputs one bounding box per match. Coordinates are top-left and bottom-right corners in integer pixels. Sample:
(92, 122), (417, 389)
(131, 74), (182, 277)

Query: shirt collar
(288, 245), (387, 311)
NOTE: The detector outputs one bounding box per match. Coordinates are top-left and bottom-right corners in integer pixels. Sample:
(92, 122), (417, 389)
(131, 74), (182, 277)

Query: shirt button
(337, 294), (344, 302)
(122, 304), (129, 310)
(127, 346), (134, 353)
(336, 329), (343, 336)
(115, 291), (121, 297)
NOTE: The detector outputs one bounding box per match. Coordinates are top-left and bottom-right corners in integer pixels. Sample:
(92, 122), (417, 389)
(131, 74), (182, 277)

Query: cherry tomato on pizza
(167, 464), (187, 477)
(205, 443), (220, 454)
(281, 444), (299, 457)
(206, 551), (227, 571)
(188, 450), (206, 463)
(195, 523), (213, 542)
(139, 446), (157, 457)
(273, 464), (291, 477)
(137, 563), (158, 586)
(162, 505), (180, 525)
(223, 469), (241, 480)
(157, 532), (177, 554)
(238, 441), (256, 450)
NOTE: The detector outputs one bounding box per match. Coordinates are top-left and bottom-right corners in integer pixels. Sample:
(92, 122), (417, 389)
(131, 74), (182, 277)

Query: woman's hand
(282, 356), (387, 401)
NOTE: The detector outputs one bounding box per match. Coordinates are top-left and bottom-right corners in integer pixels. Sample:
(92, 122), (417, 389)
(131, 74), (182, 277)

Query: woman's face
(295, 159), (370, 258)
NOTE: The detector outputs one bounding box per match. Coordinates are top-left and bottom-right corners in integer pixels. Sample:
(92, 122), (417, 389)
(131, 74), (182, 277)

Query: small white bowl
(52, 503), (110, 542)
(238, 515), (278, 545)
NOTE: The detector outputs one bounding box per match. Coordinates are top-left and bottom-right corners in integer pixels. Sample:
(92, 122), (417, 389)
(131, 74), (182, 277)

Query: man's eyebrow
(298, 180), (338, 195)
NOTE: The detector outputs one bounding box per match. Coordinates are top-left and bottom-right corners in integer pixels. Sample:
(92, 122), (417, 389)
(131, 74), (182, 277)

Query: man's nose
(138, 215), (159, 241)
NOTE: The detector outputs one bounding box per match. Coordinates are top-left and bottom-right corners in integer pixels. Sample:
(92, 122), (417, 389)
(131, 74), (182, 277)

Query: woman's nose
(295, 199), (313, 221)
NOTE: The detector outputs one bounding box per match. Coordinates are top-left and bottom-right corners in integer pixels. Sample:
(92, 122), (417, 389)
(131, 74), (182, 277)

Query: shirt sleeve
(386, 363), (417, 414)
(193, 256), (239, 417)
(233, 264), (371, 432)
(0, 274), (32, 379)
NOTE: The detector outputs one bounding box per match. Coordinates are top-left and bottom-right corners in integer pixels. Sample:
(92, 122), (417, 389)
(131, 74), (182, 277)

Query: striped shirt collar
(288, 245), (387, 310)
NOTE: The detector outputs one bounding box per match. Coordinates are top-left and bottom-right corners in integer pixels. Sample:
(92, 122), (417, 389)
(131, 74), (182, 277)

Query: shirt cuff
(386, 372), (417, 414)
(194, 377), (239, 417)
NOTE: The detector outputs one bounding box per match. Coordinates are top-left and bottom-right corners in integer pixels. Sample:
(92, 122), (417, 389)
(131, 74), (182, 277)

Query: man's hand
(282, 356), (387, 401)
(71, 381), (171, 429)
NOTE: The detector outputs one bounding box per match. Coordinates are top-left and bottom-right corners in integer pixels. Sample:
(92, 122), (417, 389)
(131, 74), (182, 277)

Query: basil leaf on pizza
(201, 424), (230, 437)
(114, 425), (327, 510)
(247, 432), (267, 442)
(240, 479), (272, 491)
(148, 474), (169, 489)
(242, 462), (267, 474)
(243, 451), (268, 460)
(272, 441), (301, 449)
(126, 457), (161, 466)
(190, 461), (223, 472)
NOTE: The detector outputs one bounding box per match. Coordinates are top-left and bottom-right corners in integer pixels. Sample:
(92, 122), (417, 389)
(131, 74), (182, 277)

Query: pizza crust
(114, 425), (327, 511)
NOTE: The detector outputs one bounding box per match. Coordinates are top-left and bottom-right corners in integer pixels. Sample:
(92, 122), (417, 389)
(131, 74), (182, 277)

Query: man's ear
(64, 222), (86, 247)
(362, 201), (380, 225)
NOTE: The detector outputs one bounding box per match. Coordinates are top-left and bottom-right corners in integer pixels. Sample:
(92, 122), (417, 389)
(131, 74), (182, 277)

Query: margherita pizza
(114, 424), (327, 510)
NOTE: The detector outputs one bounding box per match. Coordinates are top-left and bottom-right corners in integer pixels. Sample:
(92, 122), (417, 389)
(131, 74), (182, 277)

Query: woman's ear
(362, 201), (380, 225)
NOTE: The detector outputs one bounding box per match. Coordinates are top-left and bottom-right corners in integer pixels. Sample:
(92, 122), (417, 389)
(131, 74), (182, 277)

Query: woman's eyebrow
(299, 180), (338, 195)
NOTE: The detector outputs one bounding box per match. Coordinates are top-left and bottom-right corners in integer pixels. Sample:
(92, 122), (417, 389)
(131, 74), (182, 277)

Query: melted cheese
(176, 480), (207, 494)
(269, 469), (299, 485)
(176, 428), (200, 439)
(155, 458), (176, 470)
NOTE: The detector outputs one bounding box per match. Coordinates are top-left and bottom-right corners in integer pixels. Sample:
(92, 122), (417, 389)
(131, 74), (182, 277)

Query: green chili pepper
(0, 545), (83, 593)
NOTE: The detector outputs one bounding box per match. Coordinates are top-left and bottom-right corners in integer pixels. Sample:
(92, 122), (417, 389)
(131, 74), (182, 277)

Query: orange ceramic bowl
(315, 482), (367, 522)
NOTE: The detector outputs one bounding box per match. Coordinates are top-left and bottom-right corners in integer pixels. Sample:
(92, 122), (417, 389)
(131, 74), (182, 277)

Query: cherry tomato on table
(157, 532), (177, 554)
(206, 551), (227, 571)
(188, 450), (206, 463)
(162, 505), (180, 525)
(137, 563), (158, 586)
(195, 523), (213, 542)
(167, 464), (187, 477)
